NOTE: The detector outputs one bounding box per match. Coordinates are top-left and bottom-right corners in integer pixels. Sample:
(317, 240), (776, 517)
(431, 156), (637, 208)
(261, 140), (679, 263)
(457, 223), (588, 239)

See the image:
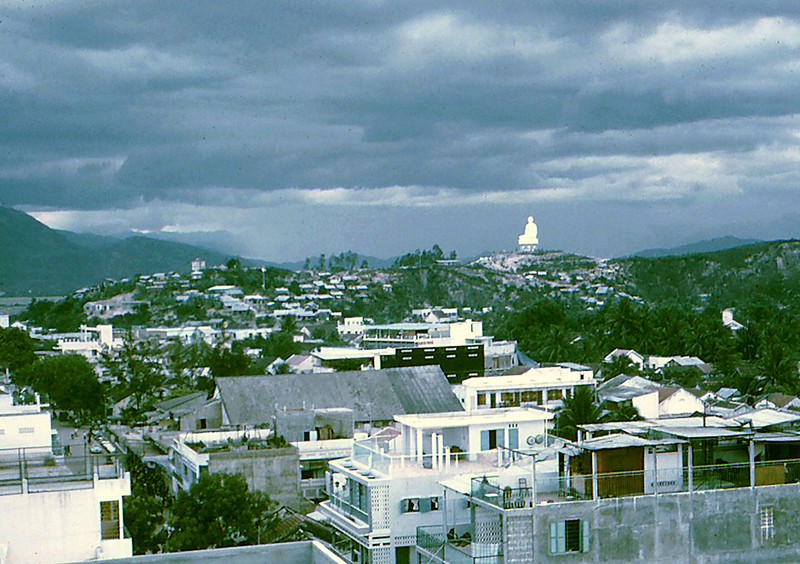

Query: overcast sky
(3, 1), (800, 260)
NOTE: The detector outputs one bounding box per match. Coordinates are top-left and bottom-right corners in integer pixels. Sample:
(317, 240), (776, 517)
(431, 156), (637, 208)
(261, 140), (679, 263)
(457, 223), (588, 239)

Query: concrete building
(411, 412), (800, 563)
(0, 398), (131, 563)
(318, 407), (553, 564)
(54, 324), (123, 359)
(0, 390), (54, 451)
(168, 428), (302, 509)
(454, 364), (596, 412)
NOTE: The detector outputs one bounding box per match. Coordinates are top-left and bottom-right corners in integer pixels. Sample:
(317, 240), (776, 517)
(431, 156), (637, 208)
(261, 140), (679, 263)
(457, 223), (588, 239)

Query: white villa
(453, 364), (597, 411)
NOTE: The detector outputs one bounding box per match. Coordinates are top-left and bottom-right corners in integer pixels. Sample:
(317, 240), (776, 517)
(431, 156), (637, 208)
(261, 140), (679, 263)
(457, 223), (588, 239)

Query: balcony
(416, 525), (503, 563)
(467, 457), (800, 510)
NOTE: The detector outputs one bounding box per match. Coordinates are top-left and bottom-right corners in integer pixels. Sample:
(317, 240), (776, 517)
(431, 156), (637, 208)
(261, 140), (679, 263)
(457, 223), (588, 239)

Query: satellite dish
(527, 435), (544, 446)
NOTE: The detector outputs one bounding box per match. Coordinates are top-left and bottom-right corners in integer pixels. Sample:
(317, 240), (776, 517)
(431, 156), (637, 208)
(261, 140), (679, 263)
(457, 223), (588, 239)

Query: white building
(191, 258), (207, 272)
(337, 317), (368, 337)
(454, 364), (596, 411)
(0, 458), (132, 563)
(0, 390), (53, 451)
(55, 325), (122, 359)
(319, 407), (553, 563)
(0, 397), (131, 562)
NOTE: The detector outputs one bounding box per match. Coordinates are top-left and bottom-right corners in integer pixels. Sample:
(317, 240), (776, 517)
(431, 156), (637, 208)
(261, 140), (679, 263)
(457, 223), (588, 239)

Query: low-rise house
(214, 366), (464, 432)
(602, 348), (646, 371)
(454, 364), (596, 411)
(286, 354), (317, 373)
(723, 308), (746, 331)
(756, 393), (800, 411)
(599, 375), (705, 419)
(168, 428), (302, 508)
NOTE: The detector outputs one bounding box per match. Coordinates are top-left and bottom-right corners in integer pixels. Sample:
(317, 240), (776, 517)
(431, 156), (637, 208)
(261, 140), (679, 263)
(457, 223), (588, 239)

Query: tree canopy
(166, 473), (274, 552)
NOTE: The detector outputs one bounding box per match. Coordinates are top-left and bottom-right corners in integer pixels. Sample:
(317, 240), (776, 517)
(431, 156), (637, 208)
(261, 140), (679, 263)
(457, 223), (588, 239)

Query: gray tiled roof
(216, 365), (463, 425)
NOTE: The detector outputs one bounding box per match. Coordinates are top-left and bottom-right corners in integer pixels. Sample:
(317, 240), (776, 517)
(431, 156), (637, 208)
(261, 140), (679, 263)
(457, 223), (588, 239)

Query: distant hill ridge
(630, 236), (761, 258)
(0, 207), (238, 296)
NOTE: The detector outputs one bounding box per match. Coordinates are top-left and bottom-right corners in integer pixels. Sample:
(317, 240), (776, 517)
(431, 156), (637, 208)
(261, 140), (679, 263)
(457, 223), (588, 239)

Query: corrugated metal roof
(216, 365), (463, 425)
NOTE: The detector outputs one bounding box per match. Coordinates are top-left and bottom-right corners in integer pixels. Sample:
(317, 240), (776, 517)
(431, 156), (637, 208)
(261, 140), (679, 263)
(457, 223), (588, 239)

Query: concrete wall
(508, 483), (800, 563)
(208, 446), (301, 509)
(0, 411), (52, 451)
(0, 474), (132, 563)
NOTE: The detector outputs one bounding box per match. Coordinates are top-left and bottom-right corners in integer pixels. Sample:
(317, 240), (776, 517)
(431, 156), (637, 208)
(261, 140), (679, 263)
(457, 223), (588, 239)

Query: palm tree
(555, 387), (603, 441)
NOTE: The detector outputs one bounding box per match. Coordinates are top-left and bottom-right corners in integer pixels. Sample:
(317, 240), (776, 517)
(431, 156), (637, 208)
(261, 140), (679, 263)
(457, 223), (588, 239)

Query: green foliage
(0, 327), (37, 372)
(101, 337), (165, 412)
(166, 473), (274, 552)
(20, 297), (87, 332)
(393, 244), (453, 268)
(555, 387), (602, 441)
(16, 355), (104, 420)
(124, 454), (171, 554)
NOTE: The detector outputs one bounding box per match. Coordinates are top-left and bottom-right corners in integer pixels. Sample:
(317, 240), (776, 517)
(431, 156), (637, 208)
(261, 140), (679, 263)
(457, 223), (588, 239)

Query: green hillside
(0, 207), (236, 296)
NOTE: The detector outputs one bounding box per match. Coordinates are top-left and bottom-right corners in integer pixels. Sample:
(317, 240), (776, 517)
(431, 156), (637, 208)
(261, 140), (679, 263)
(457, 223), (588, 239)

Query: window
(0, 429), (5, 435)
(550, 519), (589, 554)
(18, 427), (34, 434)
(430, 496), (440, 511)
(477, 393), (487, 406)
(100, 500), (120, 540)
(761, 506), (775, 543)
(402, 498), (420, 512)
(521, 390), (535, 403)
(197, 418), (207, 430)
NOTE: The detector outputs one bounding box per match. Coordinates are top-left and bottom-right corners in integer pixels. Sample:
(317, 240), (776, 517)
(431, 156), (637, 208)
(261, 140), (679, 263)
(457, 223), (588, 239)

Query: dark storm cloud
(4, 1), (800, 258)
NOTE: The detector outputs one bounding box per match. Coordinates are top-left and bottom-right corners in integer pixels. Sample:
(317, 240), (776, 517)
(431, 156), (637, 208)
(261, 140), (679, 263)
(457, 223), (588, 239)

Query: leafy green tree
(124, 453), (171, 554)
(0, 327), (37, 372)
(166, 473), (274, 552)
(16, 355), (104, 421)
(101, 336), (165, 412)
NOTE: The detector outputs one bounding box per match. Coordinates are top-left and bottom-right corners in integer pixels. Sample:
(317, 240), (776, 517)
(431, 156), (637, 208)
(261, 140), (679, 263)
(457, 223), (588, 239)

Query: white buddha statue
(518, 216), (539, 252)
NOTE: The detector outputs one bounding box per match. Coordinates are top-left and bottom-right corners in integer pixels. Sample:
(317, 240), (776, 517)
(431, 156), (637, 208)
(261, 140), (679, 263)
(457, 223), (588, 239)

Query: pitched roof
(216, 365), (463, 425)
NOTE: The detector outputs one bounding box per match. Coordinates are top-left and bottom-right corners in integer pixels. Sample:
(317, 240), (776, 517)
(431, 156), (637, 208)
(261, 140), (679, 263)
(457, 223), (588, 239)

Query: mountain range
(0, 207), (237, 296)
(629, 236), (761, 258)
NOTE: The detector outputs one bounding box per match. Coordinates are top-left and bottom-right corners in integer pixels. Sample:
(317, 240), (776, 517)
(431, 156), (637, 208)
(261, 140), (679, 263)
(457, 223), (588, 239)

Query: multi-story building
(0, 390), (53, 451)
(0, 393), (131, 562)
(453, 364), (596, 411)
(358, 321), (517, 381)
(318, 407), (553, 563)
(416, 416), (800, 563)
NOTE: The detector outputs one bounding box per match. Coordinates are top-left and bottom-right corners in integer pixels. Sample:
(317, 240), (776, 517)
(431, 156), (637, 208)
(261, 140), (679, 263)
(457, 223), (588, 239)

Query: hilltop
(630, 236), (761, 258)
(0, 207), (238, 296)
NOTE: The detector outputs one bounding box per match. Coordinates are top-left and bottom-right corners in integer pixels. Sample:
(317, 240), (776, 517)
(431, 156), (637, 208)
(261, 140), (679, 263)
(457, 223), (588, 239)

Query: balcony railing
(417, 525), (503, 563)
(328, 492), (370, 525)
(469, 458), (800, 509)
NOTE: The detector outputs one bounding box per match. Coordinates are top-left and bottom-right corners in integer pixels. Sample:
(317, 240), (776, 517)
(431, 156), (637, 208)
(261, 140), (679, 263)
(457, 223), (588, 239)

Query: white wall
(632, 392), (660, 419)
(0, 412), (53, 451)
(659, 390), (704, 417)
(0, 474), (132, 563)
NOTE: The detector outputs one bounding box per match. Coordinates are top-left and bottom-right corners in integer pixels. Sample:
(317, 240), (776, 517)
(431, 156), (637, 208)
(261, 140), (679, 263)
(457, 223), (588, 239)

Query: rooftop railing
(348, 441), (506, 478)
(469, 457), (800, 509)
